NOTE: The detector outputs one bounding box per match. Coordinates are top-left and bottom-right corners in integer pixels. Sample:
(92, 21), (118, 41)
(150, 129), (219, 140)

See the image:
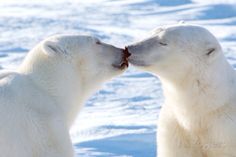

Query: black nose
(124, 47), (131, 58)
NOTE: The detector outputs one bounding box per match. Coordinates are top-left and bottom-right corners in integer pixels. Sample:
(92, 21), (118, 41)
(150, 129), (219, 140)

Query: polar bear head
(18, 34), (129, 127)
(127, 24), (224, 82)
(20, 35), (128, 98)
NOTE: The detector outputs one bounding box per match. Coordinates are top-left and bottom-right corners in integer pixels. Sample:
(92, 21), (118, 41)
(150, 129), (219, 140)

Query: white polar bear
(0, 35), (129, 157)
(127, 24), (236, 157)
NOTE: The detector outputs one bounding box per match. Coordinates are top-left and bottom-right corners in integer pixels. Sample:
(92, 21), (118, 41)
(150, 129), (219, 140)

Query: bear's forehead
(161, 26), (214, 43)
(48, 35), (98, 44)
(165, 26), (210, 38)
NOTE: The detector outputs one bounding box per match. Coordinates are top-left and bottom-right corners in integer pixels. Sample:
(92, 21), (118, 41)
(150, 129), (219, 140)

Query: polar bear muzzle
(112, 47), (130, 70)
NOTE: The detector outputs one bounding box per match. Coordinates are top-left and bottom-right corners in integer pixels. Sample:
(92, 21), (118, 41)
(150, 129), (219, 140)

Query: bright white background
(1, 0), (236, 156)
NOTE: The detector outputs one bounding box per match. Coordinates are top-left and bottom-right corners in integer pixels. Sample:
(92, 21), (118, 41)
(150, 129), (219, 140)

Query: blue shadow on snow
(76, 132), (156, 157)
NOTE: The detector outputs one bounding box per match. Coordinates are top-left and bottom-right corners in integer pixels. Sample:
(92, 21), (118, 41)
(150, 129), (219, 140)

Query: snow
(0, 0), (236, 156)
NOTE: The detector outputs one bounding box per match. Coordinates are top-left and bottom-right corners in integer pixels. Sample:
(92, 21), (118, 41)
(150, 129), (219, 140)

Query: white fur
(127, 24), (236, 157)
(0, 35), (126, 157)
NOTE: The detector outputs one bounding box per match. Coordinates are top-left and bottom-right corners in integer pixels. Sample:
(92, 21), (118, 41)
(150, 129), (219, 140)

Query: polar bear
(0, 35), (129, 157)
(127, 24), (236, 157)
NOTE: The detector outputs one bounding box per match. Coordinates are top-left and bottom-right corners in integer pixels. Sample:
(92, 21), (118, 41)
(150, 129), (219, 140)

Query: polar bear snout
(126, 44), (151, 67)
(121, 47), (131, 68)
(112, 48), (130, 70)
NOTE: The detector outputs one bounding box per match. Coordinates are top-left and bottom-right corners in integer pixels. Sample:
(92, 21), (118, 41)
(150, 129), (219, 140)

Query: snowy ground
(1, 0), (236, 156)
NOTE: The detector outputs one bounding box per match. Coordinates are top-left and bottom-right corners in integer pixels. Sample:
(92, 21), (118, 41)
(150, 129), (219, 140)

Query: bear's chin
(128, 58), (150, 67)
(112, 62), (128, 70)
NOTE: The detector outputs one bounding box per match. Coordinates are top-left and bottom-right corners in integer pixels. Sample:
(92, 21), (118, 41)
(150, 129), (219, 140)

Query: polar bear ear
(42, 41), (67, 57)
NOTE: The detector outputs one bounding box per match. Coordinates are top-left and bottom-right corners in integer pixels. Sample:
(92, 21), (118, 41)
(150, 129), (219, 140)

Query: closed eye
(96, 41), (102, 45)
(159, 42), (168, 46)
(206, 48), (215, 56)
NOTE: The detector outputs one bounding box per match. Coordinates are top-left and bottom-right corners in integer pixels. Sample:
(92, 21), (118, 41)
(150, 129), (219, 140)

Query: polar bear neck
(18, 49), (95, 128)
(160, 54), (236, 130)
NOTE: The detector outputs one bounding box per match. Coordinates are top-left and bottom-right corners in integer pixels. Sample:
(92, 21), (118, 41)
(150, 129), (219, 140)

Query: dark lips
(113, 47), (131, 70)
